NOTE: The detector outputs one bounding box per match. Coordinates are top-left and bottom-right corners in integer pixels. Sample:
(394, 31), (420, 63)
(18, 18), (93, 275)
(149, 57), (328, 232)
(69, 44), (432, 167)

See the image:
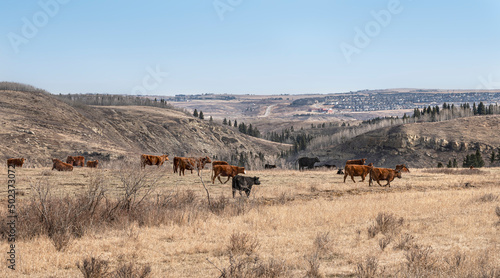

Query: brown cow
(52, 158), (73, 171)
(345, 158), (367, 166)
(176, 156), (212, 176)
(344, 164), (373, 183)
(86, 160), (99, 168)
(369, 167), (402, 187)
(173, 157), (181, 173)
(211, 160), (229, 180)
(141, 154), (169, 169)
(67, 156), (85, 167)
(395, 164), (410, 173)
(212, 165), (246, 184)
(7, 158), (25, 168)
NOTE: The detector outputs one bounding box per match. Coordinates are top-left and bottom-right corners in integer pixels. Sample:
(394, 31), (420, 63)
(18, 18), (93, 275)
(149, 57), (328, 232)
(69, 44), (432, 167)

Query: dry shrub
(77, 257), (110, 278)
(441, 250), (500, 277)
(227, 232), (259, 256)
(355, 256), (381, 278)
(304, 253), (322, 278)
(403, 244), (436, 276)
(313, 232), (333, 258)
(477, 193), (498, 202)
(367, 212), (403, 238)
(393, 233), (415, 251)
(378, 236), (392, 251)
(112, 262), (152, 278)
(219, 255), (290, 278)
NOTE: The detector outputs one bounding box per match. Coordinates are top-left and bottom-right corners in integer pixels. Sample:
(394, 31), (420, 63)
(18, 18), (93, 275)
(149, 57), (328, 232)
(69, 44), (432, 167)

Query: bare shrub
(496, 206), (500, 226)
(210, 195), (230, 215)
(304, 253), (322, 278)
(275, 192), (294, 205)
(403, 245), (436, 276)
(422, 168), (483, 175)
(112, 262), (152, 278)
(378, 236), (392, 251)
(218, 254), (290, 278)
(313, 232), (333, 257)
(227, 232), (259, 256)
(355, 256), (380, 278)
(116, 169), (161, 211)
(393, 233), (415, 251)
(367, 212), (403, 238)
(477, 193), (498, 202)
(77, 257), (110, 278)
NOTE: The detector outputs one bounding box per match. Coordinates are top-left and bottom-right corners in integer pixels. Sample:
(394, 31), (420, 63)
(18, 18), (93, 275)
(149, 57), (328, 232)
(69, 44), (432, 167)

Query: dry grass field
(1, 165), (499, 277)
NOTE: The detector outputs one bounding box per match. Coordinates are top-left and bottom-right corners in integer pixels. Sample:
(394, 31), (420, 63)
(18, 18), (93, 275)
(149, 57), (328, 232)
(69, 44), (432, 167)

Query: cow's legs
(223, 176), (231, 184)
(343, 172), (348, 183)
(351, 174), (356, 183)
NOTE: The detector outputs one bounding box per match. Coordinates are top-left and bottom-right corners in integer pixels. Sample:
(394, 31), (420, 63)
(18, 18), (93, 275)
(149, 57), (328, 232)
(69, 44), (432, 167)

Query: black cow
(337, 168), (344, 175)
(232, 175), (260, 197)
(264, 164), (277, 169)
(298, 157), (320, 171)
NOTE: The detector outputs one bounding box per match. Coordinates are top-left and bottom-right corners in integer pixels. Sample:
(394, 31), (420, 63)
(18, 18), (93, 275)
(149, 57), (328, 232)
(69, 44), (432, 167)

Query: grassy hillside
(0, 89), (289, 167)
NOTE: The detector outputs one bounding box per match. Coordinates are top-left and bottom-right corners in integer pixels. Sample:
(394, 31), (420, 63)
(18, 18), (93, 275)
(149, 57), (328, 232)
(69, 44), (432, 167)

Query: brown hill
(0, 89), (289, 167)
(311, 116), (500, 168)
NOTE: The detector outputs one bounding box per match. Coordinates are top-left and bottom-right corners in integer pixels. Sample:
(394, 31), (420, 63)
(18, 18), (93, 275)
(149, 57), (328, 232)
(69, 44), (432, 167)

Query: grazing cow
(369, 167), (402, 187)
(264, 164), (277, 169)
(52, 158), (73, 171)
(177, 156), (212, 176)
(469, 166), (475, 170)
(337, 168), (344, 175)
(232, 175), (260, 197)
(345, 158), (367, 166)
(344, 164), (373, 183)
(7, 158), (25, 168)
(140, 154), (169, 169)
(86, 160), (99, 168)
(298, 157), (320, 171)
(212, 165), (246, 184)
(395, 164), (410, 173)
(67, 156), (85, 167)
(211, 160), (229, 179)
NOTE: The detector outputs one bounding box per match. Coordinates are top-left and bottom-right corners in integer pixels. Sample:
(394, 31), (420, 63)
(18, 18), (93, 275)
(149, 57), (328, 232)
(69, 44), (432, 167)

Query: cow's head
(367, 162), (373, 167)
(395, 170), (402, 179)
(253, 177), (261, 185)
(162, 154), (169, 161)
(361, 158), (367, 164)
(204, 156), (212, 163)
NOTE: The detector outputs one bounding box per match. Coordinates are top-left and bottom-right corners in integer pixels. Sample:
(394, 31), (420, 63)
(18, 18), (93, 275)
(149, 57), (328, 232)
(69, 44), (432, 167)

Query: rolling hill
(0, 88), (289, 167)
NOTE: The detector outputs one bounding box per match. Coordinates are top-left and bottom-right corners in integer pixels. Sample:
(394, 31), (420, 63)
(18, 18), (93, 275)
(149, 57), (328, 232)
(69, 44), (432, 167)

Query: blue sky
(1, 0), (499, 95)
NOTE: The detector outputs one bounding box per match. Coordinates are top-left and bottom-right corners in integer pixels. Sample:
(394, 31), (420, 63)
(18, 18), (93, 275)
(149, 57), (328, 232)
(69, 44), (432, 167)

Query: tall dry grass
(0, 167), (499, 277)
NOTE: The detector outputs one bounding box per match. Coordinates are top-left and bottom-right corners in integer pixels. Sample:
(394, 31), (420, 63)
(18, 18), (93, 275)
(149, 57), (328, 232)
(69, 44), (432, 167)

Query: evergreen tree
(475, 150), (485, 167)
(209, 116), (213, 123)
(228, 120), (232, 126)
(453, 158), (458, 168)
(477, 102), (486, 115)
(473, 103), (477, 115)
(437, 162), (444, 168)
(193, 109), (198, 117)
(490, 151), (496, 164)
(447, 160), (452, 168)
(199, 111), (204, 119)
(222, 118), (227, 125)
(234, 120), (237, 128)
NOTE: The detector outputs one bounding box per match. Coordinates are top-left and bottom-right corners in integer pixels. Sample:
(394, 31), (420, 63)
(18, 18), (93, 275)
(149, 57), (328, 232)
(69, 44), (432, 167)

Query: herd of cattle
(6, 154), (409, 197)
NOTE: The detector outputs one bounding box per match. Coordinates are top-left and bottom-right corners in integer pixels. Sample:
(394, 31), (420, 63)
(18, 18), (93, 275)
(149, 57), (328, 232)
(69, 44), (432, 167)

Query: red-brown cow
(141, 154), (169, 169)
(369, 167), (402, 187)
(173, 157), (181, 173)
(7, 158), (25, 168)
(345, 158), (367, 166)
(67, 156), (85, 167)
(344, 164), (373, 183)
(395, 164), (410, 173)
(212, 165), (246, 184)
(176, 156), (212, 176)
(86, 160), (99, 168)
(211, 160), (229, 180)
(52, 158), (74, 171)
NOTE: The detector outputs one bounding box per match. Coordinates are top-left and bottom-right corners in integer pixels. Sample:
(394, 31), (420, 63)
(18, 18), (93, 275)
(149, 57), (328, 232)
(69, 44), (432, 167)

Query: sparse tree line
(0, 81), (50, 94)
(55, 93), (179, 109)
(412, 102), (500, 122)
(221, 118), (261, 138)
(438, 148), (500, 168)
